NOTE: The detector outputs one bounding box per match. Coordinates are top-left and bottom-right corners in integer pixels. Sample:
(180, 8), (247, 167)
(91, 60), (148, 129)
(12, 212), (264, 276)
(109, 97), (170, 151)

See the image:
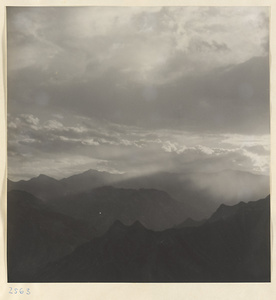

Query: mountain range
(7, 169), (270, 282)
(8, 168), (269, 219)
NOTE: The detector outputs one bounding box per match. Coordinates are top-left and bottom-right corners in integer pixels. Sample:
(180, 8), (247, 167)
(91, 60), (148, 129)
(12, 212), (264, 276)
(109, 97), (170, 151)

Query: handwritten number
(8, 287), (31, 295)
(8, 287), (30, 295)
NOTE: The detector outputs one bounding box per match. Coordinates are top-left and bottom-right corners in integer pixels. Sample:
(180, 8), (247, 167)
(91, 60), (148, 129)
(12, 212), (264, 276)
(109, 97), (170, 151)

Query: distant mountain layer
(7, 190), (93, 282)
(34, 196), (270, 282)
(8, 170), (124, 201)
(47, 186), (191, 235)
(8, 168), (270, 219)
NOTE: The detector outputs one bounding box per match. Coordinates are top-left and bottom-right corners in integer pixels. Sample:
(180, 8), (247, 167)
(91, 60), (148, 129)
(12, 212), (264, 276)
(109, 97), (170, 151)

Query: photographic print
(6, 6), (270, 283)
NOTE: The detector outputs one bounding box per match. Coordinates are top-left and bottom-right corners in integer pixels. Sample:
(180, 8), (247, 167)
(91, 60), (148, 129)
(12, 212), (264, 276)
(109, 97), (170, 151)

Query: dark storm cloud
(7, 7), (269, 133)
(8, 54), (269, 134)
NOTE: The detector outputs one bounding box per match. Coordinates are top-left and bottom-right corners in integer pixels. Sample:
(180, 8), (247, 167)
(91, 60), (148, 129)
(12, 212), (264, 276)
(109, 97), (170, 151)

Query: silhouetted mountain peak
(112, 220), (125, 228)
(130, 220), (145, 230)
(39, 174), (53, 179)
(175, 217), (207, 228)
(107, 220), (128, 235)
(31, 174), (58, 182)
(209, 202), (244, 222)
(82, 169), (103, 175)
(38, 174), (48, 178)
(209, 196), (269, 223)
(107, 220), (146, 236)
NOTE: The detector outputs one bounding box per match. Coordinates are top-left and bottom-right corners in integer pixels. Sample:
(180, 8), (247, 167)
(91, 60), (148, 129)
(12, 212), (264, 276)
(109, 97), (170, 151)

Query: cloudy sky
(7, 6), (270, 181)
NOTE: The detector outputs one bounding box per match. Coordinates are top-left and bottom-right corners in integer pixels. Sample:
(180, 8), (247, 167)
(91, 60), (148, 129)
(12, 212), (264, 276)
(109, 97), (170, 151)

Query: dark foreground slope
(6, 186), (201, 282)
(35, 196), (270, 282)
(7, 190), (93, 282)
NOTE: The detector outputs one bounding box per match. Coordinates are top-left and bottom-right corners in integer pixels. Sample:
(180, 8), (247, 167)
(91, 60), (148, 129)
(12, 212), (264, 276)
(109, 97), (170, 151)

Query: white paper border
(0, 1), (275, 299)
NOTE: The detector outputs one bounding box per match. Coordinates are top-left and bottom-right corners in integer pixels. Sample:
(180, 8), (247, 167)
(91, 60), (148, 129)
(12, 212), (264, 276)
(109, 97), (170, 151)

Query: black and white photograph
(6, 6), (270, 283)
